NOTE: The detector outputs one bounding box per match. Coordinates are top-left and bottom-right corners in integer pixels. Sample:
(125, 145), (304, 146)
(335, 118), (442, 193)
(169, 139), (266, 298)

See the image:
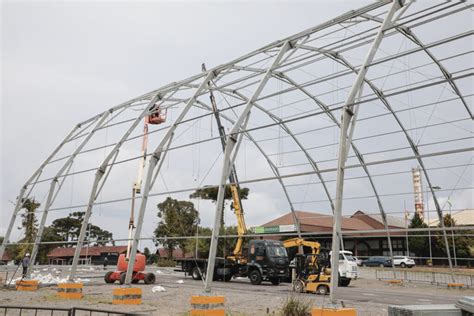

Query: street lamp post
(426, 186), (441, 264)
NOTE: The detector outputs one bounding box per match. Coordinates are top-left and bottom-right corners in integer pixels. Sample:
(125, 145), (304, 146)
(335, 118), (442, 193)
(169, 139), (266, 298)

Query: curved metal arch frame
(67, 93), (164, 280)
(361, 12), (472, 119)
(196, 99), (303, 238)
(27, 111), (113, 275)
(3, 0), (467, 295)
(326, 51), (455, 274)
(217, 66), (392, 255)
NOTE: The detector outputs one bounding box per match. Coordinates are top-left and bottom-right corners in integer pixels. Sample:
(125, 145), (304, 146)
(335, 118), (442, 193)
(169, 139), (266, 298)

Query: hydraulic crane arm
(202, 63), (247, 259)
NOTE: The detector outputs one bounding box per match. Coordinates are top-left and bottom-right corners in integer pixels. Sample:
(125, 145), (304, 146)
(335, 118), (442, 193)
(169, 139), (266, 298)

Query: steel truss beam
(329, 0), (403, 305)
(204, 41), (292, 292)
(124, 71), (218, 285)
(196, 99), (303, 238)
(68, 94), (164, 280)
(0, 124), (81, 262)
(328, 46), (456, 283)
(27, 111), (112, 275)
(361, 12), (473, 119)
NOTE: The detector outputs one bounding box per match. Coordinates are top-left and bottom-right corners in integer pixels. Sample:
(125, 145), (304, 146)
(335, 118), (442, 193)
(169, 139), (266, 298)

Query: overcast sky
(1, 0), (472, 251)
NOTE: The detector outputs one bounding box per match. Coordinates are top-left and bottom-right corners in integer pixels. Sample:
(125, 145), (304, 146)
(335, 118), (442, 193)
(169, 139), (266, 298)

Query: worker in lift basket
(22, 253), (30, 278)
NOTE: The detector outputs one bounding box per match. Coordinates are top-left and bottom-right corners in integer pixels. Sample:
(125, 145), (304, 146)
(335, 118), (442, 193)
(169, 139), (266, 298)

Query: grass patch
(279, 294), (312, 316)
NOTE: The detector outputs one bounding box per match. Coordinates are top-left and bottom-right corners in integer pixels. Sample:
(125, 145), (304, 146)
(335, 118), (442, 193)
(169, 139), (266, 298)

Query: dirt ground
(0, 266), (473, 316)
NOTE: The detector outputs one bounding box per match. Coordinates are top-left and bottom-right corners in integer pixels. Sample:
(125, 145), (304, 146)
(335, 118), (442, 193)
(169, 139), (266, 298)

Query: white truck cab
(330, 250), (359, 286)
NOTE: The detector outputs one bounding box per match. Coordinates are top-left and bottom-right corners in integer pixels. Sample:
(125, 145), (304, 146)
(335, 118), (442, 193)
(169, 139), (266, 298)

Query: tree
(189, 185), (249, 202)
(50, 212), (113, 246)
(434, 214), (474, 263)
(154, 197), (199, 259)
(408, 212), (429, 260)
(37, 227), (63, 264)
(16, 198), (40, 259)
(88, 224), (114, 246)
(190, 185), (249, 225)
(184, 226), (241, 258)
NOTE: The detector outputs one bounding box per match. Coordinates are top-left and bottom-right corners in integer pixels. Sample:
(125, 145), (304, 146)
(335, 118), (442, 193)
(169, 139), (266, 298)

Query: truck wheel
(144, 273), (156, 284)
(293, 279), (305, 293)
(104, 271), (114, 284)
(317, 285), (329, 295)
(223, 274), (232, 282)
(270, 277), (280, 285)
(338, 278), (351, 287)
(249, 270), (262, 285)
(191, 267), (203, 280)
(119, 272), (126, 285)
(400, 263), (406, 268)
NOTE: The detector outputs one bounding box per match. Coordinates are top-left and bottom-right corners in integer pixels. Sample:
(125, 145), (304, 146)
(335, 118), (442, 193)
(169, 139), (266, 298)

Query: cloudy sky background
(1, 0), (472, 251)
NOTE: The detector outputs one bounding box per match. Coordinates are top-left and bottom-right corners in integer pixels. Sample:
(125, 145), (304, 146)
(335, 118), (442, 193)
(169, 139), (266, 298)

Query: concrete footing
(112, 288), (142, 305)
(311, 307), (357, 316)
(16, 280), (38, 291)
(190, 295), (225, 316)
(57, 282), (83, 299)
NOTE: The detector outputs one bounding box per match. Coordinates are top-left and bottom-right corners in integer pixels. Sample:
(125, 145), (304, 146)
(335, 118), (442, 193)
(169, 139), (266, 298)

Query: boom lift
(104, 103), (166, 285)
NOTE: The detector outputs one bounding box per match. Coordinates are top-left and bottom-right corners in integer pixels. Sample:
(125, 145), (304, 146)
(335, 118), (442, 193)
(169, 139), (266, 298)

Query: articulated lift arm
(127, 105), (166, 259)
(127, 121), (149, 258)
(202, 63), (247, 260)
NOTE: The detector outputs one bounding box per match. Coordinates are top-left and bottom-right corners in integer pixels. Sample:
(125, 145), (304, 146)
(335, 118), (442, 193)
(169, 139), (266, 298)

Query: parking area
(1, 265), (473, 316)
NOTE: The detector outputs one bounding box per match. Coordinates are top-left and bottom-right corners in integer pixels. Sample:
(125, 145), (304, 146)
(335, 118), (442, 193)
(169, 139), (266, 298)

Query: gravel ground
(0, 265), (472, 316)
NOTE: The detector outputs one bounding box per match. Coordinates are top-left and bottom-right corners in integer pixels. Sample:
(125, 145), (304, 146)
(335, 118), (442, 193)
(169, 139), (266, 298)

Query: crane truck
(104, 104), (166, 284)
(174, 64), (289, 285)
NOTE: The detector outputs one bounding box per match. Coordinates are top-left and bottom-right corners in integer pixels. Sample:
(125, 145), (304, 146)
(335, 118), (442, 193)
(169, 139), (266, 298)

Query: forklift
(292, 252), (331, 295)
(104, 103), (166, 285)
(283, 238), (331, 295)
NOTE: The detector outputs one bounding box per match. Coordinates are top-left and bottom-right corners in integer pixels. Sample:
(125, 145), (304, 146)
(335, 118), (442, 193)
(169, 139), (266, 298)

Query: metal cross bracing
(2, 0), (472, 305)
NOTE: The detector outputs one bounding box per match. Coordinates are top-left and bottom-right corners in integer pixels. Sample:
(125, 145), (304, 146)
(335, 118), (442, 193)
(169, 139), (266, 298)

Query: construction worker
(22, 253), (30, 278)
(103, 257), (108, 270)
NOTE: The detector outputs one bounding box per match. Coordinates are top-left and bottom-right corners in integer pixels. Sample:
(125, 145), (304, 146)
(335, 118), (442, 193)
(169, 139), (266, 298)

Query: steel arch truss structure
(2, 0), (472, 302)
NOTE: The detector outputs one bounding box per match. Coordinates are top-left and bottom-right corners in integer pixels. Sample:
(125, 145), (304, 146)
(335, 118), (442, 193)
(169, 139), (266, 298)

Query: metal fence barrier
(375, 269), (473, 287)
(0, 306), (149, 316)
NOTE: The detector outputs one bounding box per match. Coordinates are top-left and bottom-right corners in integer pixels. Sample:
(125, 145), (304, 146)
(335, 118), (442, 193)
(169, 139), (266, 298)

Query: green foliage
(154, 197), (199, 259)
(37, 227), (63, 264)
(408, 212), (429, 259)
(184, 226), (242, 258)
(190, 185), (249, 226)
(189, 185), (249, 202)
(16, 198), (40, 259)
(434, 214), (474, 260)
(279, 294), (312, 316)
(50, 212), (114, 247)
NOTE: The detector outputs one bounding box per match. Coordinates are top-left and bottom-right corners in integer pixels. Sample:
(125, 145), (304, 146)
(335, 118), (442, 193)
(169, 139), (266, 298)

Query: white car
(353, 256), (362, 266)
(393, 256), (415, 268)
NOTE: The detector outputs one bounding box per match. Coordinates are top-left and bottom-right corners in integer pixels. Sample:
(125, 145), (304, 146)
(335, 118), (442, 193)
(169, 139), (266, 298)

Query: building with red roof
(47, 246), (128, 265)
